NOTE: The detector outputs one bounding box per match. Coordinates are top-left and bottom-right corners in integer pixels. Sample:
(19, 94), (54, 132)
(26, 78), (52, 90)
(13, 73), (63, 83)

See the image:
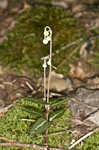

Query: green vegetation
(0, 5), (83, 76)
(0, 98), (71, 150)
(0, 4), (99, 150)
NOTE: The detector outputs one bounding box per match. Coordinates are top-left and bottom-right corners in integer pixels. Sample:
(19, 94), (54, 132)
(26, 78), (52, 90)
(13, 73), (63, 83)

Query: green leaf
(49, 109), (65, 121)
(30, 118), (50, 135)
(24, 98), (46, 105)
(22, 106), (44, 117)
(50, 98), (68, 108)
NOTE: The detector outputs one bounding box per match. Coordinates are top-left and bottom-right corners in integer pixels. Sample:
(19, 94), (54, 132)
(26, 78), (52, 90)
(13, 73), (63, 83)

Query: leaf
(22, 106), (44, 117)
(30, 118), (50, 135)
(49, 109), (65, 121)
(50, 98), (68, 108)
(24, 98), (46, 105)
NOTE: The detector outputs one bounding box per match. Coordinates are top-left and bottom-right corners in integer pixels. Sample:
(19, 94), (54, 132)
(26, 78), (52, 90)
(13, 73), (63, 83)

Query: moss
(0, 5), (83, 76)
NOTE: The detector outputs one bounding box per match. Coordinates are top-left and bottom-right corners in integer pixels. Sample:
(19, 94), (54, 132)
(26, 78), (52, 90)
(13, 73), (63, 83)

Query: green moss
(0, 6), (83, 76)
(0, 98), (72, 149)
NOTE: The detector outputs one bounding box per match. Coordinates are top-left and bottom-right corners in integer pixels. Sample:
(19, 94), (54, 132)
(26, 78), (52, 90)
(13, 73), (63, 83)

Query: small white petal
(43, 39), (48, 45)
(44, 30), (49, 36)
(43, 63), (47, 68)
(46, 36), (51, 42)
(47, 59), (51, 65)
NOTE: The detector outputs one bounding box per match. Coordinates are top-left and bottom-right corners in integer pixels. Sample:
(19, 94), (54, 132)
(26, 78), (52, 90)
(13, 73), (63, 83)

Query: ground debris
(0, 74), (38, 107)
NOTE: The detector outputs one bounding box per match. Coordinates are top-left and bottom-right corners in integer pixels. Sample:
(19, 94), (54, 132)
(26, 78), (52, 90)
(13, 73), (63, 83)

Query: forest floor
(0, 0), (99, 150)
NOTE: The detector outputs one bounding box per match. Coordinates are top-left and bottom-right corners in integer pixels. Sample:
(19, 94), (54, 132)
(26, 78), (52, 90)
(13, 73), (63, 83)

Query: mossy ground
(0, 4), (99, 150)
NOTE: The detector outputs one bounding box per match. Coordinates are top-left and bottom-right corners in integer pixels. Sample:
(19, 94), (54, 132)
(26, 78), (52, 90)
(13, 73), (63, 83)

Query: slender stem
(46, 30), (52, 149)
(47, 38), (52, 103)
(45, 105), (50, 149)
(44, 59), (47, 101)
(45, 128), (49, 148)
(43, 26), (52, 149)
(45, 39), (52, 149)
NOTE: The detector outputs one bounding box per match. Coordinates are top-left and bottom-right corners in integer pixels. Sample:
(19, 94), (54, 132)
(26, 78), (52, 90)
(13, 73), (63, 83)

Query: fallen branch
(41, 38), (83, 59)
(58, 45), (80, 69)
(0, 99), (20, 116)
(0, 142), (45, 150)
(21, 118), (35, 122)
(0, 142), (66, 150)
(0, 137), (14, 143)
(59, 38), (83, 51)
(69, 130), (94, 149)
(0, 134), (68, 150)
(37, 130), (67, 139)
(0, 104), (13, 114)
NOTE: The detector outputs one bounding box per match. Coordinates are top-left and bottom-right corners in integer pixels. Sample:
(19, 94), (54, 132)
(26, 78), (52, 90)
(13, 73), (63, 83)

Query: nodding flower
(42, 59), (47, 68)
(43, 26), (52, 45)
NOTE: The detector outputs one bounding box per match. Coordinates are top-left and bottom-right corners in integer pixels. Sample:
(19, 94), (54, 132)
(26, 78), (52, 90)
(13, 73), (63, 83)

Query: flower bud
(43, 39), (48, 45)
(47, 59), (51, 66)
(46, 36), (51, 42)
(44, 30), (49, 37)
(43, 63), (47, 68)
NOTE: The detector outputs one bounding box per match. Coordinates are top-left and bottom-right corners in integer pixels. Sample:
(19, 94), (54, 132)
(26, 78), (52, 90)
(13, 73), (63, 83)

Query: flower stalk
(43, 26), (52, 148)
(42, 58), (47, 101)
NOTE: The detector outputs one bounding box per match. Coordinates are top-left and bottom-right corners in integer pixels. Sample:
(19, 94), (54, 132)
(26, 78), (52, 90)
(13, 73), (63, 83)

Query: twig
(58, 38), (83, 51)
(58, 45), (80, 69)
(43, 38), (83, 59)
(0, 142), (46, 150)
(69, 130), (94, 149)
(26, 81), (34, 90)
(0, 137), (14, 143)
(37, 130), (67, 139)
(21, 118), (35, 122)
(0, 142), (65, 150)
(66, 45), (80, 60)
(0, 104), (13, 114)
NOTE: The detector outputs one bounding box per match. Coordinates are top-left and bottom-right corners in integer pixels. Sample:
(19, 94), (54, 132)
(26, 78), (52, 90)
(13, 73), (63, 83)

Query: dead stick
(69, 131), (94, 149)
(0, 104), (13, 114)
(0, 142), (66, 150)
(58, 45), (80, 69)
(21, 118), (35, 122)
(60, 38), (83, 51)
(0, 142), (44, 150)
(0, 137), (14, 143)
(37, 130), (68, 139)
(43, 38), (83, 59)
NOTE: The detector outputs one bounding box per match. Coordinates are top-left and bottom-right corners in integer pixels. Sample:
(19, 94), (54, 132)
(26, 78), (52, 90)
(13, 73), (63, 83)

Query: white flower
(43, 39), (48, 45)
(43, 62), (47, 68)
(43, 26), (52, 45)
(46, 36), (51, 42)
(47, 59), (51, 66)
(44, 30), (49, 37)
